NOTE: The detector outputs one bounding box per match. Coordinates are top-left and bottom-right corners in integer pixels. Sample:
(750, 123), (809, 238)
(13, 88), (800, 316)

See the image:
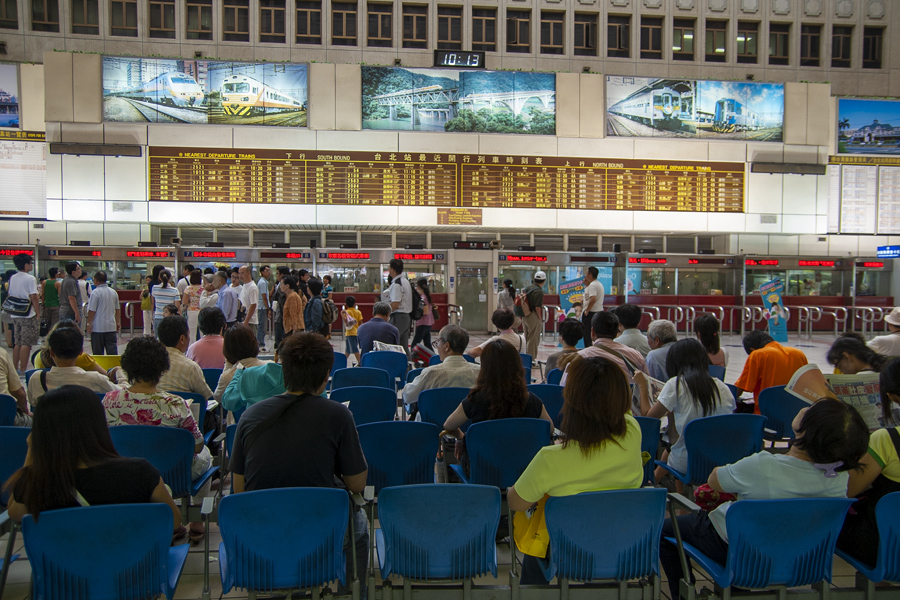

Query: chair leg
(0, 522), (18, 599)
(463, 578), (472, 600)
(403, 577), (412, 600)
(507, 503), (518, 578)
(367, 502), (376, 600)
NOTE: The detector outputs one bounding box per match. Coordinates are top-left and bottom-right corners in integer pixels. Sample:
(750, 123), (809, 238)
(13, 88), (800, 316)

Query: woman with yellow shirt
(507, 356), (644, 584)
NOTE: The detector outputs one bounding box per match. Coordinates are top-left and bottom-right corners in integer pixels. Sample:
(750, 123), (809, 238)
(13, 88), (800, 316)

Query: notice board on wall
(148, 147), (745, 212)
(0, 130), (46, 219)
(829, 155), (900, 234)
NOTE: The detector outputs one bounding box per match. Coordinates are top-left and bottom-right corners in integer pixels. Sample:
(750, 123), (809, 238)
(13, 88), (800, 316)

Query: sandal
(189, 523), (205, 543)
(172, 525), (188, 545)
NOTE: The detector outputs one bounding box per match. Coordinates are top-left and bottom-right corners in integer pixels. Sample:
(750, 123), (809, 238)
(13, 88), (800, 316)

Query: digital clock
(433, 50), (486, 69)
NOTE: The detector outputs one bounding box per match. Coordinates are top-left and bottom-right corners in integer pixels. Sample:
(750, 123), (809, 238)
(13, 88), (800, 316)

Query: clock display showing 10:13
(433, 50), (486, 68)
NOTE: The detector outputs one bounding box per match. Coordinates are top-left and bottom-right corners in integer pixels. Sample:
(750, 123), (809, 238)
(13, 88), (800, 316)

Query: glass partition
(677, 268), (735, 295)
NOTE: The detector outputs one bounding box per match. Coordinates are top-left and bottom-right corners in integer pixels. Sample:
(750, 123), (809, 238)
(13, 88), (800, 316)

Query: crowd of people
(2, 251), (900, 594)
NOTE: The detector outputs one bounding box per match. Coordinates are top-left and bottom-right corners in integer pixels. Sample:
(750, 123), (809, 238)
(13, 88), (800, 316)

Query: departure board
(149, 147), (745, 212)
(0, 131), (47, 219)
(828, 156), (900, 234)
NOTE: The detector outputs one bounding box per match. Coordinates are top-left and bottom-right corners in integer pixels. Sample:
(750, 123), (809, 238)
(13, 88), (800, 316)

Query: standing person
(322, 274), (332, 299)
(411, 277), (435, 350)
(58, 262), (83, 326)
(7, 253), (40, 374)
(198, 274), (218, 309)
(213, 271), (237, 327)
(150, 270), (180, 336)
(387, 258), (413, 354)
(297, 269), (311, 300)
(176, 264), (194, 296)
(581, 266), (605, 349)
(271, 266), (290, 350)
(238, 266), (259, 338)
(256, 265), (271, 352)
(519, 271), (546, 361)
(181, 269), (203, 344)
(41, 267), (61, 329)
(140, 276), (153, 336)
(279, 275), (306, 339)
(86, 271), (120, 356)
(341, 295), (363, 366)
(304, 279), (325, 334)
(76, 271), (92, 306)
(498, 279), (520, 330)
(695, 313), (729, 369)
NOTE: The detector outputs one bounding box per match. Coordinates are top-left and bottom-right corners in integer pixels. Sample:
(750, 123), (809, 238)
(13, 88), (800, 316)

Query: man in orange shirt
(733, 330), (808, 414)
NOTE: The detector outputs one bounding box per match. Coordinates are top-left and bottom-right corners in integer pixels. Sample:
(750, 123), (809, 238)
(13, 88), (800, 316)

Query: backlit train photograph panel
(207, 63), (308, 127)
(102, 57), (208, 123)
(119, 72), (205, 107)
(608, 85), (690, 132)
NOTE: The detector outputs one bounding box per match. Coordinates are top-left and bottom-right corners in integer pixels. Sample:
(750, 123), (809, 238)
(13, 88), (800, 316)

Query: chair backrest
(377, 484), (500, 580)
(544, 488), (666, 582)
(201, 368), (223, 394)
(167, 390), (209, 436)
(225, 423), (237, 457)
(708, 365), (726, 381)
(24, 369), (45, 385)
(429, 354), (442, 366)
(757, 385), (808, 441)
(724, 498), (854, 589)
(331, 351), (348, 375)
(874, 491), (900, 582)
(417, 387), (470, 427)
(406, 367), (424, 384)
(634, 416), (662, 487)
(546, 368), (563, 385)
(0, 426), (29, 506)
(330, 386), (397, 425)
(218, 487), (349, 593)
(727, 383), (740, 402)
(465, 418), (552, 488)
(357, 421), (440, 492)
(332, 367), (392, 391)
(682, 414), (767, 485)
(519, 353), (533, 370)
(0, 395), (17, 426)
(527, 384), (564, 429)
(108, 425), (195, 498)
(23, 503), (181, 600)
(361, 351), (408, 388)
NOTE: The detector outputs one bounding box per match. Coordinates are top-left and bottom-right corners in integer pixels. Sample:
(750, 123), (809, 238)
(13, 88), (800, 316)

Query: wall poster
(0, 64), (19, 128)
(838, 98), (900, 155)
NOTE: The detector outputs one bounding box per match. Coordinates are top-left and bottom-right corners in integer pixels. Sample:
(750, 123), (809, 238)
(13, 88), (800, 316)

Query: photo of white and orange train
(221, 74), (305, 116)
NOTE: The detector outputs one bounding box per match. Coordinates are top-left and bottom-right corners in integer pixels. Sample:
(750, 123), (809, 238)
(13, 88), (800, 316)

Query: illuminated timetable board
(149, 148), (745, 212)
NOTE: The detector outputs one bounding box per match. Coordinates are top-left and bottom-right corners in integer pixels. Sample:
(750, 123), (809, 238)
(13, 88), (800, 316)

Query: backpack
(321, 297), (338, 324)
(410, 295), (425, 321)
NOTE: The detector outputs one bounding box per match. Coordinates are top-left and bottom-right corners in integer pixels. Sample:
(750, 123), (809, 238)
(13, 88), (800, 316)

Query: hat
(887, 307), (900, 327)
(534, 270), (547, 281)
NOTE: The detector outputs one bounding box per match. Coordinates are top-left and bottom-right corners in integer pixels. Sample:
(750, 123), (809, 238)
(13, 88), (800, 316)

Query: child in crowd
(342, 296), (363, 366)
(163, 304), (179, 318)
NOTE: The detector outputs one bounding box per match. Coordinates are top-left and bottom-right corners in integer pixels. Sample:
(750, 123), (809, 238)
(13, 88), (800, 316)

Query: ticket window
(45, 261), (116, 288)
(114, 262), (175, 291)
(677, 269), (735, 296)
(786, 270), (839, 297)
(401, 265), (447, 293)
(318, 264), (381, 293)
(746, 270), (787, 295)
(498, 266), (558, 295)
(855, 270), (889, 297)
(628, 268), (676, 295)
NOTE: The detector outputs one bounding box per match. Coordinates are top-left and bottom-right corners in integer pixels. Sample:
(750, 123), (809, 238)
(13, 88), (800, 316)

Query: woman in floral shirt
(102, 335), (212, 540)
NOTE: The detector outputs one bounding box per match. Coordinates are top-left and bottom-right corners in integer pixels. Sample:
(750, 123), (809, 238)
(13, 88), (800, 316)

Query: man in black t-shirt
(230, 332), (369, 594)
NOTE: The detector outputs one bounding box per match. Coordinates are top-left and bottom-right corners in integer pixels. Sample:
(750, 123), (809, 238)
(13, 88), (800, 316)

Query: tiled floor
(0, 330), (888, 599)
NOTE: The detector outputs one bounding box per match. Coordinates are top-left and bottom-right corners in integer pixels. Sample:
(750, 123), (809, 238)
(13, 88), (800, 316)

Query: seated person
(467, 308), (524, 358)
(27, 325), (119, 406)
(695, 313), (728, 369)
(33, 319), (108, 375)
(868, 307), (900, 357)
(403, 325), (480, 410)
(827, 333), (888, 374)
(733, 330), (808, 414)
(659, 399), (869, 599)
(614, 303), (651, 358)
(645, 319), (678, 381)
(7, 385), (183, 539)
(0, 343), (30, 425)
(149, 316), (213, 398)
(443, 339), (553, 473)
(357, 301), (400, 357)
(218, 324), (282, 412)
(545, 318), (582, 374)
(185, 307), (227, 369)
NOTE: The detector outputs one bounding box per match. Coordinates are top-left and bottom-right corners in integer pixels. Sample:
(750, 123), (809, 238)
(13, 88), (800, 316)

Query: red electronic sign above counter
(51, 249), (102, 257)
(126, 251), (172, 258)
(0, 249), (33, 256)
(185, 251), (237, 259)
(745, 259), (779, 266)
(325, 253), (371, 260)
(500, 255), (548, 262)
(628, 257), (667, 265)
(260, 252), (311, 260)
(798, 260), (836, 267)
(394, 253), (437, 261)
(859, 261), (885, 268)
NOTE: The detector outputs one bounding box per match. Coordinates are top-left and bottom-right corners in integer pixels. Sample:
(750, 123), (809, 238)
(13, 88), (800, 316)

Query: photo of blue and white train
(606, 77), (784, 141)
(103, 57), (208, 123)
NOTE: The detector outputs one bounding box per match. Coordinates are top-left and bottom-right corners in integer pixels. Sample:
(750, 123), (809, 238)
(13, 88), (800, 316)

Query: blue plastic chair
(836, 491), (900, 586)
(376, 484), (500, 581)
(406, 367), (424, 384)
(708, 365), (726, 381)
(635, 416), (662, 487)
(0, 427), (28, 506)
(546, 368), (563, 385)
(332, 367), (392, 391)
(418, 387), (470, 427)
(361, 351), (408, 390)
(520, 353), (533, 382)
(201, 368), (222, 395)
(727, 383), (741, 402)
(108, 425), (218, 503)
(24, 369), (44, 384)
(168, 390), (215, 444)
(218, 488), (350, 594)
(332, 351), (348, 373)
(451, 418), (552, 488)
(331, 386), (397, 425)
(758, 385), (808, 442)
(670, 498), (854, 593)
(0, 395), (16, 427)
(656, 414), (766, 486)
(542, 488), (667, 583)
(528, 384), (564, 429)
(357, 422), (440, 492)
(22, 504), (189, 600)
(0, 511), (20, 598)
(431, 355), (476, 365)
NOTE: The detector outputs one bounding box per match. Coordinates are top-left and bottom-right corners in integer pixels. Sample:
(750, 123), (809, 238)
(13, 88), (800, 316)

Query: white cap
(886, 307), (900, 327)
(534, 270), (547, 281)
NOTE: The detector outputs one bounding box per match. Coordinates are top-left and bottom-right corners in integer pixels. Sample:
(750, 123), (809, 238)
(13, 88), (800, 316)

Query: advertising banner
(838, 98), (900, 155)
(759, 278), (788, 343)
(558, 266), (613, 348)
(0, 64), (19, 128)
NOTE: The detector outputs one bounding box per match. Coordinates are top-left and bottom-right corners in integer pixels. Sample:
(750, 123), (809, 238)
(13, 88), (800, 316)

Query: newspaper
(784, 364), (884, 430)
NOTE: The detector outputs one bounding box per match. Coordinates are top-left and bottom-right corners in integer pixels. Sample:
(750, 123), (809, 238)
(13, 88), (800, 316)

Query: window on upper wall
(259, 0), (284, 42)
(640, 16), (662, 59)
(607, 14), (629, 58)
(332, 1), (357, 45)
(705, 19), (726, 62)
(472, 7), (495, 51)
(800, 24), (820, 66)
(832, 25), (852, 68)
(573, 13), (597, 56)
(31, 0), (59, 31)
(769, 23), (789, 65)
(148, 0), (174, 38)
(0, 0), (17, 29)
(295, 0), (321, 44)
(506, 9), (530, 53)
(367, 3), (391, 47)
(437, 6), (461, 50)
(672, 18), (694, 60)
(110, 0), (136, 35)
(402, 4), (426, 48)
(71, 0), (98, 33)
(186, 0), (211, 39)
(736, 21), (758, 63)
(540, 11), (563, 55)
(223, 0), (249, 41)
(863, 27), (883, 69)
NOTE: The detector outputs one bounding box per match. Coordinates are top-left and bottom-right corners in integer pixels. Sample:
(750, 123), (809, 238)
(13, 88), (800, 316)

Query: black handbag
(1, 295), (31, 317)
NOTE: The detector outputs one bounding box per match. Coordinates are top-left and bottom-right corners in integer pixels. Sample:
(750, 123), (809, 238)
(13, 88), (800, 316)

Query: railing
(447, 304), (463, 326)
(123, 300), (143, 338)
(544, 304), (562, 345)
(795, 306), (825, 340)
(817, 306), (849, 338)
(640, 306), (661, 322)
(852, 306), (879, 339)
